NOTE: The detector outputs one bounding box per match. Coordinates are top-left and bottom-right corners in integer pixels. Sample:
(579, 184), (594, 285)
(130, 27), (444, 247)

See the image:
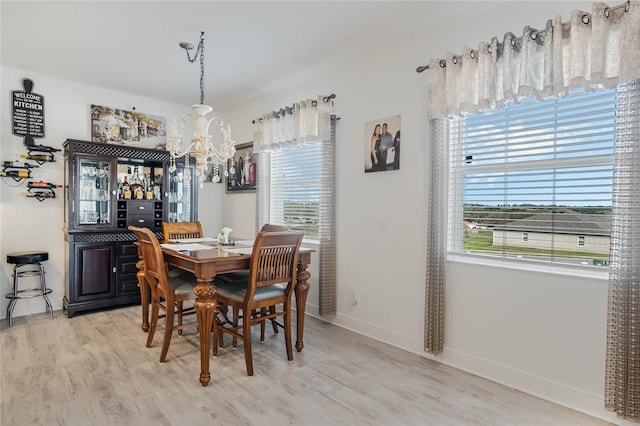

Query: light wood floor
(1, 306), (611, 426)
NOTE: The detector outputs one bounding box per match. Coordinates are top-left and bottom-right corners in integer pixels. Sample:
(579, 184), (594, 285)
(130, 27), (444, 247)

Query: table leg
(194, 279), (218, 386)
(294, 264), (311, 352)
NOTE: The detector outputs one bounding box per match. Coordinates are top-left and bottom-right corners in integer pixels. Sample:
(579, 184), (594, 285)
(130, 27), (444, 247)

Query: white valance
(253, 95), (333, 153)
(428, 0), (640, 118)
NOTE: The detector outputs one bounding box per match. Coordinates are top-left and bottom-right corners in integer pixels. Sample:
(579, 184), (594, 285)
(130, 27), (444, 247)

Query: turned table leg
(194, 279), (218, 386)
(294, 264), (311, 352)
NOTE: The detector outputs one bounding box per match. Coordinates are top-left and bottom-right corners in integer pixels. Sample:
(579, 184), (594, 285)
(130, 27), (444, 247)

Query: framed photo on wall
(226, 142), (256, 192)
(364, 114), (401, 173)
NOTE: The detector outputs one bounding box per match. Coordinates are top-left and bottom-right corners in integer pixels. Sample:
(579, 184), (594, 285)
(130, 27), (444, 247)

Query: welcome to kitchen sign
(12, 78), (45, 145)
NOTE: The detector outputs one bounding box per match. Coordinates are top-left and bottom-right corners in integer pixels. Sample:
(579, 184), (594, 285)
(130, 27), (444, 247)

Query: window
(448, 89), (616, 268)
(578, 235), (586, 247)
(265, 143), (322, 238)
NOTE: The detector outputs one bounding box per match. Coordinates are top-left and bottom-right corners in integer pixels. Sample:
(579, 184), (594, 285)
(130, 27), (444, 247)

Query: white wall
(219, 1), (623, 423)
(0, 66), (224, 321)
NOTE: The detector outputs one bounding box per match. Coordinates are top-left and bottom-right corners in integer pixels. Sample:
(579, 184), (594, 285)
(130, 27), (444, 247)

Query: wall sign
(12, 78), (45, 146)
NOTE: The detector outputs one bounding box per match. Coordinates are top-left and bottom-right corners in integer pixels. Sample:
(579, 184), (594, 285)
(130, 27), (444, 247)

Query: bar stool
(5, 251), (54, 326)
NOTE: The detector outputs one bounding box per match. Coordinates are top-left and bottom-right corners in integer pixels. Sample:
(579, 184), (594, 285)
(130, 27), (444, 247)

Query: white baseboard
(303, 303), (622, 425)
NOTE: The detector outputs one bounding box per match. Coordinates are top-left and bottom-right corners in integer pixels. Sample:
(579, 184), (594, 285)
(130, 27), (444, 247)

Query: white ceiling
(1, 1), (494, 112)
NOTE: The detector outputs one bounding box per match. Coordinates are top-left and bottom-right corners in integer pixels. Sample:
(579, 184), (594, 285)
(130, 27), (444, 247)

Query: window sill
(447, 253), (609, 281)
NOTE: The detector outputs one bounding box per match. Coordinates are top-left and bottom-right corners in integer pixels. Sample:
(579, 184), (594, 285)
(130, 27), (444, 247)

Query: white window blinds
(268, 143), (322, 238)
(448, 89), (616, 268)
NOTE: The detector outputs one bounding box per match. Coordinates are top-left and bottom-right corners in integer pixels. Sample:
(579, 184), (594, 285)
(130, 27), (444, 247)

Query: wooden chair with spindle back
(212, 230), (304, 376)
(214, 223), (290, 344)
(130, 225), (199, 362)
(162, 221), (204, 241)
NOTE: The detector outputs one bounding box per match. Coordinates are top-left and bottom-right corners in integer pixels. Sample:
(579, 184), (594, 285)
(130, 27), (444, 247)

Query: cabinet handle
(138, 219), (145, 223)
(112, 267), (117, 273)
(138, 206), (145, 210)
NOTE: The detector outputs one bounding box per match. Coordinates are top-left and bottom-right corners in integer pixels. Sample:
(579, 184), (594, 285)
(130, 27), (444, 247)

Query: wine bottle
(28, 181), (62, 189)
(0, 170), (30, 178)
(20, 153), (53, 162)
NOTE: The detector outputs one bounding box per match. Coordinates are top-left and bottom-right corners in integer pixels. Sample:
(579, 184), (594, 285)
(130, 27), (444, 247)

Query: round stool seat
(7, 251), (48, 264)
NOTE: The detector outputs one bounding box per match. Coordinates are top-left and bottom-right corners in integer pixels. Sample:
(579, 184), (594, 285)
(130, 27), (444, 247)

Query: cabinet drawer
(127, 201), (153, 214)
(118, 273), (140, 294)
(118, 257), (139, 275)
(128, 214), (153, 227)
(119, 243), (138, 256)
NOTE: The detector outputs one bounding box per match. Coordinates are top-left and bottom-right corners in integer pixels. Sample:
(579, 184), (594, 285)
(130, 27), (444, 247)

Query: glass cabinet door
(167, 165), (196, 222)
(77, 158), (113, 227)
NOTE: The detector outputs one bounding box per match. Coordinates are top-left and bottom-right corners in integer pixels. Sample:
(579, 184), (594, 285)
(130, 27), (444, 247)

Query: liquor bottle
(20, 153), (53, 162)
(130, 166), (144, 200)
(122, 176), (131, 200)
(0, 170), (30, 178)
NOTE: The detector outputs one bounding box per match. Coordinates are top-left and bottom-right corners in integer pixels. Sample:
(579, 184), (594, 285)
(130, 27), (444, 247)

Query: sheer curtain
(605, 78), (640, 422)
(254, 96), (337, 317)
(424, 3), (640, 417)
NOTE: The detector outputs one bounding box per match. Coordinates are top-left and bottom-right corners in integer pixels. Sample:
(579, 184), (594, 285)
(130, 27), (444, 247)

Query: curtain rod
(251, 94), (336, 124)
(415, 0), (631, 73)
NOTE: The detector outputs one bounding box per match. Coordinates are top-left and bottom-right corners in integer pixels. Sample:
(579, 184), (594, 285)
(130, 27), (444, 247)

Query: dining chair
(212, 230), (304, 376)
(214, 223), (290, 339)
(162, 221), (203, 241)
(129, 225), (199, 362)
(136, 222), (203, 334)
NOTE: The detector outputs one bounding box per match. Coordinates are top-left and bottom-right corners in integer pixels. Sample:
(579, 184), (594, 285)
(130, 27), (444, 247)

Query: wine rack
(22, 144), (61, 165)
(24, 181), (62, 201)
(0, 161), (38, 182)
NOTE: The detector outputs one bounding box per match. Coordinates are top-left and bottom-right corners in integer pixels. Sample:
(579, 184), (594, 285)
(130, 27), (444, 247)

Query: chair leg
(242, 310), (254, 376)
(269, 305), (279, 334)
(177, 300), (183, 336)
(259, 308), (266, 342)
(139, 273), (149, 332)
(232, 308), (239, 348)
(284, 303), (293, 361)
(159, 306), (175, 362)
(212, 319), (219, 356)
(146, 296), (160, 348)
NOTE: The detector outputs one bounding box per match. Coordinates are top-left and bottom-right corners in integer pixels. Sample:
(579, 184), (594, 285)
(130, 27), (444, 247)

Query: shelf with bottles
(117, 163), (163, 201)
(0, 161), (39, 182)
(23, 181), (62, 201)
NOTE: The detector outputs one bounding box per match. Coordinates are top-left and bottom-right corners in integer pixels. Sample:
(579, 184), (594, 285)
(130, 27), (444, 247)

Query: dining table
(138, 239), (313, 386)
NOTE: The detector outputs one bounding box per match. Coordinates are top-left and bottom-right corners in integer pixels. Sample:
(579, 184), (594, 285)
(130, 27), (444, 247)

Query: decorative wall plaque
(12, 78), (45, 146)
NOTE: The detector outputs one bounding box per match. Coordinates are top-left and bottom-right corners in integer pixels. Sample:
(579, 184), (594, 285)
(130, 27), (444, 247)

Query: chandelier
(167, 31), (236, 187)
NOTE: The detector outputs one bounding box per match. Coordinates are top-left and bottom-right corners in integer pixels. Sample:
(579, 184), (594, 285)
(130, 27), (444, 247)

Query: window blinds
(449, 89), (616, 267)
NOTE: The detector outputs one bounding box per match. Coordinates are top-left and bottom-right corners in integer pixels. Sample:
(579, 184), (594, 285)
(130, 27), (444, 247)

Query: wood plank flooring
(1, 306), (611, 426)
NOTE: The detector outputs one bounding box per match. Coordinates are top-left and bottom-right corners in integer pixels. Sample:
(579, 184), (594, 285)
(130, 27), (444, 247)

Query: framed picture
(226, 142), (256, 192)
(90, 104), (166, 150)
(364, 114), (401, 173)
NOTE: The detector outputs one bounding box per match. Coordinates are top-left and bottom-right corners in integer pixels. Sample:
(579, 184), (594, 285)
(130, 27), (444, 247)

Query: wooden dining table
(139, 241), (313, 386)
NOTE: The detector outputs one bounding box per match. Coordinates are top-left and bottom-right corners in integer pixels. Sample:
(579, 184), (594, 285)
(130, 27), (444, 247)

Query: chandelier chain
(200, 34), (205, 105)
